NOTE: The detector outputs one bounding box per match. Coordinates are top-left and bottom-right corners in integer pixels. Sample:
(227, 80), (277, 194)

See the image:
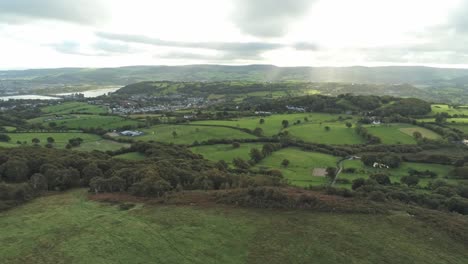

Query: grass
(287, 123), (364, 144)
(191, 143), (265, 164)
(255, 148), (339, 187)
(0, 133), (128, 152)
(119, 125), (257, 145)
(113, 152), (146, 160)
(41, 102), (108, 115)
(29, 115), (140, 130)
(78, 140), (130, 152)
(338, 160), (460, 187)
(192, 113), (355, 137)
(430, 104), (468, 116)
(365, 124), (441, 144)
(0, 189), (467, 264)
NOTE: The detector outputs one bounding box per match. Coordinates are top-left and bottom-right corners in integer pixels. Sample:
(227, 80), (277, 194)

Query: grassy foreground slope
(0, 190), (467, 264)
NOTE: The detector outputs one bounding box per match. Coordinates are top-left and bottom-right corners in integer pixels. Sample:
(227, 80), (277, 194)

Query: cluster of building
(286, 106), (306, 112)
(119, 130), (144, 137)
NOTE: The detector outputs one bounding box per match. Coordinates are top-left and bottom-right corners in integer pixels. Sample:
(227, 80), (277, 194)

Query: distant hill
(2, 65), (468, 86)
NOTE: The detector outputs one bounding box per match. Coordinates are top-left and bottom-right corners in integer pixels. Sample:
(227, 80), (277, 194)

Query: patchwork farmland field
(365, 124), (441, 144)
(119, 124), (257, 145)
(337, 160), (460, 188)
(192, 113), (355, 136)
(255, 148), (339, 187)
(430, 104), (468, 116)
(287, 123), (363, 144)
(0, 133), (128, 151)
(29, 114), (140, 130)
(191, 143), (265, 164)
(41, 102), (108, 115)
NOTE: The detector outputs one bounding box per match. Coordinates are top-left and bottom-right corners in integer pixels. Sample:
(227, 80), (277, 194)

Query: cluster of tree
(361, 153), (401, 168)
(216, 187), (323, 209)
(255, 94), (431, 117)
(351, 176), (468, 215)
(355, 125), (381, 144)
(0, 143), (287, 211)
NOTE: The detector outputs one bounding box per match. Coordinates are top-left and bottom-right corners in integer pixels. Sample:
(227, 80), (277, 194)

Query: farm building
(120, 130), (144, 137)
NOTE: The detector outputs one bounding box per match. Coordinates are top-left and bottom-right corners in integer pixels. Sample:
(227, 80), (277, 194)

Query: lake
(54, 87), (121, 98)
(0, 95), (61, 101)
(0, 87), (121, 101)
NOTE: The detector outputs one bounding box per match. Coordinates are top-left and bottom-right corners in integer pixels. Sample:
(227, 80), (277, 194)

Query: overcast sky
(0, 0), (467, 69)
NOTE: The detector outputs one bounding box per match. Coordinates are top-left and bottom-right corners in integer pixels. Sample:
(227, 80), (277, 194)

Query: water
(55, 87), (120, 98)
(0, 95), (61, 101)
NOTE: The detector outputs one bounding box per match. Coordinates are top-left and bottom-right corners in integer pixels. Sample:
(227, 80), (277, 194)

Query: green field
(338, 160), (459, 187)
(430, 104), (468, 116)
(78, 140), (130, 152)
(287, 123), (363, 144)
(29, 115), (140, 130)
(1, 190), (466, 264)
(191, 143), (264, 164)
(42, 102), (108, 115)
(119, 125), (257, 145)
(365, 124), (440, 144)
(114, 152), (146, 160)
(255, 148), (339, 187)
(192, 113), (354, 136)
(0, 133), (128, 151)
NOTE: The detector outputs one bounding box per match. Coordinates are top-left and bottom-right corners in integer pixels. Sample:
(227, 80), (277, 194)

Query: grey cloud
(293, 42), (319, 51)
(155, 51), (263, 62)
(231, 0), (315, 37)
(97, 32), (318, 56)
(92, 41), (138, 54)
(96, 32), (283, 53)
(49, 41), (135, 57)
(0, 0), (107, 24)
(451, 1), (468, 33)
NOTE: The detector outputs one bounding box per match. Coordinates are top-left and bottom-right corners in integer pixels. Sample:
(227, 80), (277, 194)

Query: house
(463, 139), (468, 146)
(120, 130), (144, 137)
(373, 162), (389, 169)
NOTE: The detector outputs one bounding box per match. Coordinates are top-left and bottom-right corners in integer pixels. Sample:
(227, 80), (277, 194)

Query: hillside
(2, 65), (468, 87)
(1, 189), (467, 264)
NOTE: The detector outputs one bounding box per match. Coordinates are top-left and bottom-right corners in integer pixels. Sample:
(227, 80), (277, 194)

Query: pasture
(287, 123), (363, 144)
(1, 190), (466, 264)
(255, 148), (339, 187)
(29, 114), (140, 130)
(430, 104), (468, 116)
(41, 102), (108, 115)
(0, 133), (128, 152)
(120, 124), (257, 145)
(365, 124), (440, 144)
(191, 143), (264, 164)
(338, 160), (457, 187)
(192, 113), (355, 136)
